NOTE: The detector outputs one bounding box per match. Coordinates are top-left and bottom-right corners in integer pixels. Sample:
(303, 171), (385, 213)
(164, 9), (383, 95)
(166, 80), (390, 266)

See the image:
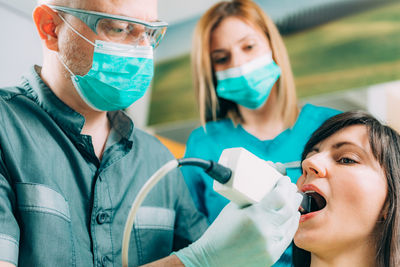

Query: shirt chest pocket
(16, 183), (76, 267)
(131, 207), (176, 265)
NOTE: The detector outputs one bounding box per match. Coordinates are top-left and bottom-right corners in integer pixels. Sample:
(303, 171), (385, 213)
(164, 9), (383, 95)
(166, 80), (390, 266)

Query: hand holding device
(174, 176), (302, 267)
(123, 147), (308, 266)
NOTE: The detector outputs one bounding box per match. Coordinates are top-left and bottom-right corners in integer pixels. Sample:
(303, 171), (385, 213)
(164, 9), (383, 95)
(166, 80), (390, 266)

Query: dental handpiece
(299, 192), (312, 214)
(213, 148), (313, 213)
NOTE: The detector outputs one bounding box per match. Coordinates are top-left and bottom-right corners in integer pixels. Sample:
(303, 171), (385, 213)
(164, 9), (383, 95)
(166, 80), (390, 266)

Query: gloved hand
(174, 176), (302, 267)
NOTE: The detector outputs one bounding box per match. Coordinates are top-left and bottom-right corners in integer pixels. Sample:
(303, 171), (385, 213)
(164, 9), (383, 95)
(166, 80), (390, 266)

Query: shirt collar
(20, 65), (134, 142)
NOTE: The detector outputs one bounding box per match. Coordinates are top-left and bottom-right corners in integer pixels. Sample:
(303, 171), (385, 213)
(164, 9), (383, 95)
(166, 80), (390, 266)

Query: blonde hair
(192, 0), (298, 127)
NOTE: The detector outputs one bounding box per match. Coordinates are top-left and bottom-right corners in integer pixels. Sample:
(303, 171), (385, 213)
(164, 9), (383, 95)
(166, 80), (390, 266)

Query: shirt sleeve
(171, 167), (208, 251)
(0, 148), (19, 266)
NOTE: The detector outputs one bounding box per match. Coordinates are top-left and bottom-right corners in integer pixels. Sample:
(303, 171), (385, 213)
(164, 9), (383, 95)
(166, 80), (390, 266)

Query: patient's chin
(293, 229), (319, 253)
(293, 231), (307, 249)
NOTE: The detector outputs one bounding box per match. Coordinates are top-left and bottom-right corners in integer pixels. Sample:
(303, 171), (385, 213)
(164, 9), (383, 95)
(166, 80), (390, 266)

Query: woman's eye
(338, 157), (357, 164)
(244, 44), (254, 51)
(214, 57), (229, 65)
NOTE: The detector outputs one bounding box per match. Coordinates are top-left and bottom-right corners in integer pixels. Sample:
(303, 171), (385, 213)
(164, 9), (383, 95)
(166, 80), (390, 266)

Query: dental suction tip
(299, 192), (312, 215)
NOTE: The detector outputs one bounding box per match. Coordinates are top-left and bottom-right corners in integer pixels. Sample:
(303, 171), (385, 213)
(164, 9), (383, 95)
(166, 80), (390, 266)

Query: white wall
(367, 80), (400, 132)
(0, 3), (42, 87)
(158, 0), (220, 24)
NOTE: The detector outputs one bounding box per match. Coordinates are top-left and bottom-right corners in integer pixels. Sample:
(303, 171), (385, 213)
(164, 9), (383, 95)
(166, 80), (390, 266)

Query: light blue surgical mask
(58, 14), (154, 111)
(215, 53), (281, 110)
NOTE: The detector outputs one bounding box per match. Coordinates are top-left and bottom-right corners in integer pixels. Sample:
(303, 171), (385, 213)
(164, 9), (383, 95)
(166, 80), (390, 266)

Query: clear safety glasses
(48, 5), (168, 48)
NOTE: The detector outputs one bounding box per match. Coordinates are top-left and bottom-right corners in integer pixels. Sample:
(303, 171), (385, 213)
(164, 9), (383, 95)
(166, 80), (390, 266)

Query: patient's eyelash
(337, 157), (358, 164)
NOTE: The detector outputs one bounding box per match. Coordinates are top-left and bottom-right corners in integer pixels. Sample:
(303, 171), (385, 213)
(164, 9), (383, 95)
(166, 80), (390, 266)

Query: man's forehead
(38, 0), (79, 8)
(42, 0), (158, 21)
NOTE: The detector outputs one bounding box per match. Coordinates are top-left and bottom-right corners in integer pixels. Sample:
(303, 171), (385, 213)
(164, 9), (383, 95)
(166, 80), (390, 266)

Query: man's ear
(33, 5), (62, 51)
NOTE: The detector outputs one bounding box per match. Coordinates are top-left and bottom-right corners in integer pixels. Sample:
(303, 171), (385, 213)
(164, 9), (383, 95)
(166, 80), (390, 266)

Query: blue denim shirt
(0, 66), (207, 266)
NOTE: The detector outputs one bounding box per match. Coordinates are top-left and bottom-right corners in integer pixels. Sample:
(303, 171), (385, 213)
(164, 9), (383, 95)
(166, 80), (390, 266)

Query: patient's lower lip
(300, 209), (321, 222)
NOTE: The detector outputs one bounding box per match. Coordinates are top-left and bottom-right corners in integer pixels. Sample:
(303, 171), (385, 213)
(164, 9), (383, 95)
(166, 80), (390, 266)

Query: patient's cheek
(296, 175), (305, 189)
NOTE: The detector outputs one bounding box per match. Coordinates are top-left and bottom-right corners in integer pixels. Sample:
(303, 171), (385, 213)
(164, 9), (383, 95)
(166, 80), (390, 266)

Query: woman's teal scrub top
(182, 104), (340, 266)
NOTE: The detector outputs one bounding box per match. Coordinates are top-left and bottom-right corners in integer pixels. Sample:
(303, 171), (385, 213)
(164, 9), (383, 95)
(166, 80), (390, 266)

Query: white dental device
(214, 147), (283, 207)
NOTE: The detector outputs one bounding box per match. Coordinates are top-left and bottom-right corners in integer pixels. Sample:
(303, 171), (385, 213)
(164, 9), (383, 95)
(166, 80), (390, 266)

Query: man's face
(57, 0), (158, 77)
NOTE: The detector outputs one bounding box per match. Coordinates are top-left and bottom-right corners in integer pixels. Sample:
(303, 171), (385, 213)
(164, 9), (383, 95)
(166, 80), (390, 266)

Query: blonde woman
(182, 0), (340, 266)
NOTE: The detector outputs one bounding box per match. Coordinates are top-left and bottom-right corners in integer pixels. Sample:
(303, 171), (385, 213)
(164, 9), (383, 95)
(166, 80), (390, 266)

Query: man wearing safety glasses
(0, 0), (301, 266)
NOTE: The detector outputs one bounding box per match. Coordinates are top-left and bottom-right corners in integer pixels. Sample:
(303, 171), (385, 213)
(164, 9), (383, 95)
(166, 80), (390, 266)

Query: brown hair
(192, 0), (298, 126)
(293, 111), (400, 267)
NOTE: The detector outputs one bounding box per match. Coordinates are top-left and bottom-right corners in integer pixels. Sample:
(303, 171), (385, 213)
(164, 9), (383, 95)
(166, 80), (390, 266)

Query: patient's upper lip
(299, 184), (327, 222)
(301, 183), (325, 199)
(301, 183), (328, 211)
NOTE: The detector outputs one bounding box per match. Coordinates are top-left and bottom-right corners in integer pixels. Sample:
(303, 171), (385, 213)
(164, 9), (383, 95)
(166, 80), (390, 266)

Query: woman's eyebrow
(211, 34), (255, 54)
(238, 34), (255, 43)
(211, 50), (227, 55)
(332, 141), (368, 155)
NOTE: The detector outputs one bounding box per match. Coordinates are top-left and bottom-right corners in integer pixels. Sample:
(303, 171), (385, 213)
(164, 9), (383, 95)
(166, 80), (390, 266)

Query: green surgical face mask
(215, 53), (281, 110)
(58, 13), (154, 111)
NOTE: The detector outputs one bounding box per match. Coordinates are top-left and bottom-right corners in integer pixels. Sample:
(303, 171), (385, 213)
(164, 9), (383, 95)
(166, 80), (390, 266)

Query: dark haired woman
(294, 111), (400, 267)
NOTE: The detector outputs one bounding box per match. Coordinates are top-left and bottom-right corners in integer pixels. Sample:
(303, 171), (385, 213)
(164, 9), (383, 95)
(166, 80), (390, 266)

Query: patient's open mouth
(299, 191), (327, 215)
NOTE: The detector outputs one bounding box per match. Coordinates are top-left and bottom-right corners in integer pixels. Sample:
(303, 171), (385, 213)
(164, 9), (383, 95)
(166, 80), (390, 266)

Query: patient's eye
(338, 157), (357, 164)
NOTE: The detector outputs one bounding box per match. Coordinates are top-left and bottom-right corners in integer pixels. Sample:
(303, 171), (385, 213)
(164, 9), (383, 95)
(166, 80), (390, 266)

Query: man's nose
(139, 35), (151, 47)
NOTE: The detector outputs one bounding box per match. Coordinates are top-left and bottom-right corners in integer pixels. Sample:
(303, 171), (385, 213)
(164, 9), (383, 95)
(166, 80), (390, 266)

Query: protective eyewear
(48, 5), (168, 48)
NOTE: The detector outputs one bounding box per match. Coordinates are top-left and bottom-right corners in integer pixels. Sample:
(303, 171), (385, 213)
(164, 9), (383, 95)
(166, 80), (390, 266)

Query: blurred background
(1, 0), (400, 155)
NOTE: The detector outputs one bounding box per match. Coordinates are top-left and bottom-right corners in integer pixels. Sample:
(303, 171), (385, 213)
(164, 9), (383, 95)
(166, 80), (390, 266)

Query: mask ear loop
(55, 12), (95, 79)
(57, 12), (96, 47)
(57, 53), (76, 78)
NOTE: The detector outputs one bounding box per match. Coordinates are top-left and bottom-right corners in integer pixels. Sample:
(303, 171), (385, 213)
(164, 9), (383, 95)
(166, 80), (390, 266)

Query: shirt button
(101, 256), (109, 267)
(96, 212), (110, 224)
(77, 143), (85, 150)
(102, 256), (108, 266)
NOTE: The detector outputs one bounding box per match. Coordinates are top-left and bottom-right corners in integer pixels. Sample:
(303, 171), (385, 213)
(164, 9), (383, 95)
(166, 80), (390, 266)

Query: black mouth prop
(299, 191), (327, 215)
